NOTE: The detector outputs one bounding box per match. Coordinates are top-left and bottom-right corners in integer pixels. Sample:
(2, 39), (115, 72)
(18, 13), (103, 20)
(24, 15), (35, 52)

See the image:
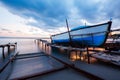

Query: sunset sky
(0, 0), (120, 37)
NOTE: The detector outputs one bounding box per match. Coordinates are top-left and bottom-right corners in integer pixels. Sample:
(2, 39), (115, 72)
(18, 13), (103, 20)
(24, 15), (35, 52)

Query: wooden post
(2, 46), (5, 59)
(15, 42), (17, 49)
(45, 43), (47, 52)
(8, 45), (10, 54)
(67, 48), (71, 59)
(47, 45), (49, 52)
(47, 44), (50, 54)
(66, 19), (72, 46)
(87, 47), (90, 64)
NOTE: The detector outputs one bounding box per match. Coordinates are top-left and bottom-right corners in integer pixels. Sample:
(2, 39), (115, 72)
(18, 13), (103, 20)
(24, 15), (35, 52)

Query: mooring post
(45, 44), (46, 52)
(8, 44), (10, 54)
(2, 46), (5, 59)
(47, 44), (49, 53)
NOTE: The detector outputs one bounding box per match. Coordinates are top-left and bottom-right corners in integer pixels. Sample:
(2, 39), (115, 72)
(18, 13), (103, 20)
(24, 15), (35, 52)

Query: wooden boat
(51, 21), (112, 47)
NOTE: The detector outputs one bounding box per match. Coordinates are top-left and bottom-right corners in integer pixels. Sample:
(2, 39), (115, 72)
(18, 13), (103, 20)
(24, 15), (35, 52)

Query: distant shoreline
(0, 37), (50, 39)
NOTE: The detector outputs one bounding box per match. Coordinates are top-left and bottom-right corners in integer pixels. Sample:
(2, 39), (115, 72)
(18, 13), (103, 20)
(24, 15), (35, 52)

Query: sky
(0, 0), (120, 37)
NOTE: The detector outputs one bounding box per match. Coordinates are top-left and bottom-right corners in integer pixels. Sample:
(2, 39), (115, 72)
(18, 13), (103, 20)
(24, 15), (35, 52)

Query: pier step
(8, 53), (65, 80)
(16, 52), (45, 59)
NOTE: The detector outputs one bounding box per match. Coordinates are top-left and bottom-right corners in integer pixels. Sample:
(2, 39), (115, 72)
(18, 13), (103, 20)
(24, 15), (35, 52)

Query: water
(0, 38), (41, 61)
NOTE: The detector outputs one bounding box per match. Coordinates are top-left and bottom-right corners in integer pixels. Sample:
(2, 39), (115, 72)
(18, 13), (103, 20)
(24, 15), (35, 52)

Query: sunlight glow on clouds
(0, 0), (120, 37)
(0, 6), (50, 37)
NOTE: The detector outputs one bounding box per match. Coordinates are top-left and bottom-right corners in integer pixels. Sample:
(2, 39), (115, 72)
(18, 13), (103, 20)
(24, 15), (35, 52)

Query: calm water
(0, 38), (42, 60)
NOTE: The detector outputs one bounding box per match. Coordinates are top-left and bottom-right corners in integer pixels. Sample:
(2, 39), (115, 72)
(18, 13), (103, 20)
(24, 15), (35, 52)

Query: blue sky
(0, 0), (120, 37)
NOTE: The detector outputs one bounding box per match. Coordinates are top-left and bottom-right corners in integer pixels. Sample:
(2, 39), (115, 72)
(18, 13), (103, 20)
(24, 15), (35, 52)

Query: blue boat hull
(52, 35), (105, 46)
(51, 21), (112, 47)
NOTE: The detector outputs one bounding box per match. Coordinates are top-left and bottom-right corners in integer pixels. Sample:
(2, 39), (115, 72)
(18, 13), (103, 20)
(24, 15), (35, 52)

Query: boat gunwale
(51, 21), (112, 37)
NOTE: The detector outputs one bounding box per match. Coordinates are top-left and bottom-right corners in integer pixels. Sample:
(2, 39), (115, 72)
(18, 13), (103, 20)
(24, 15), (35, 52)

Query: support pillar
(87, 47), (90, 64)
(8, 45), (10, 54)
(2, 46), (5, 59)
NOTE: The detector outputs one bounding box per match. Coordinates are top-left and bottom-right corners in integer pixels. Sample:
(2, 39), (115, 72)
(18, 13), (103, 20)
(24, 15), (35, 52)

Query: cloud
(0, 0), (70, 29)
(74, 0), (100, 21)
(0, 0), (120, 32)
(74, 0), (120, 23)
(0, 28), (10, 31)
(0, 28), (13, 34)
(29, 27), (39, 32)
(16, 30), (22, 33)
(101, 0), (120, 19)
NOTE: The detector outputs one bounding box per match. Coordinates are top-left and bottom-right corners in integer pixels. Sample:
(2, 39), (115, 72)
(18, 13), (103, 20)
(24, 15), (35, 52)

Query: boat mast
(66, 19), (72, 46)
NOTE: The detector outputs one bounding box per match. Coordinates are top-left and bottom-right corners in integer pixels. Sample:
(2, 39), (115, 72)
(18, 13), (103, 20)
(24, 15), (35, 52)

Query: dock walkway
(6, 52), (94, 80)
(8, 52), (66, 80)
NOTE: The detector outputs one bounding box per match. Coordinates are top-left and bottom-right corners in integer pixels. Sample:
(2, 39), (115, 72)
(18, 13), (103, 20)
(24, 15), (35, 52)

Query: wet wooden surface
(8, 53), (64, 79)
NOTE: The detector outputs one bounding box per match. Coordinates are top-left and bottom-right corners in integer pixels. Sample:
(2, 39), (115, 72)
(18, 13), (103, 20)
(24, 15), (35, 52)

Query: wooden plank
(17, 52), (44, 57)
(16, 54), (47, 60)
(0, 52), (19, 73)
(9, 55), (65, 80)
(11, 66), (66, 80)
(90, 53), (120, 66)
(47, 53), (103, 80)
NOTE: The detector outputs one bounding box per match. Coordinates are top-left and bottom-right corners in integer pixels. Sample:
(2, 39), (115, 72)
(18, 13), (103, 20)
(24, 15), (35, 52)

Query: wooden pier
(0, 51), (104, 80)
(0, 39), (120, 80)
(0, 42), (17, 59)
(37, 38), (120, 66)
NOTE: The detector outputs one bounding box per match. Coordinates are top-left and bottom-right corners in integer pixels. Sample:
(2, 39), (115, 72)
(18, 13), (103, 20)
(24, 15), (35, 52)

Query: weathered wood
(47, 53), (103, 80)
(16, 54), (47, 60)
(0, 52), (19, 73)
(2, 47), (5, 59)
(87, 47), (90, 64)
(0, 43), (17, 58)
(90, 52), (120, 67)
(11, 66), (67, 80)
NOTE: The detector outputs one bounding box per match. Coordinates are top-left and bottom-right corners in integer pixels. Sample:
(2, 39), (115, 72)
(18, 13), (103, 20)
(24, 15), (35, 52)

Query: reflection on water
(37, 41), (51, 55)
(70, 51), (97, 63)
(0, 38), (41, 59)
(49, 46), (101, 63)
(70, 51), (81, 61)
